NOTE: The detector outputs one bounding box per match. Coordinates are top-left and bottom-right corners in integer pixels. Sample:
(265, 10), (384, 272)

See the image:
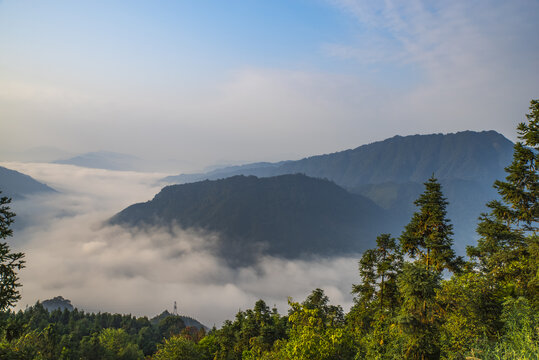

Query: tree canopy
(0, 192), (25, 311)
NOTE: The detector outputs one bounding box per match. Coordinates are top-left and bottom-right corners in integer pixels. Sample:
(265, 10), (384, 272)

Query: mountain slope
(163, 131), (513, 188)
(111, 174), (387, 264)
(161, 131), (514, 251)
(42, 296), (75, 312)
(0, 165), (56, 199)
(277, 130), (512, 188)
(162, 161), (289, 184)
(151, 310), (208, 331)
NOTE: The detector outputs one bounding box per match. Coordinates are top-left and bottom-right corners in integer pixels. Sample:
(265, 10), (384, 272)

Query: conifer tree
(468, 99), (539, 306)
(397, 178), (461, 359)
(0, 192), (25, 311)
(350, 234), (403, 357)
(400, 177), (462, 273)
(398, 262), (442, 360)
(352, 234), (402, 316)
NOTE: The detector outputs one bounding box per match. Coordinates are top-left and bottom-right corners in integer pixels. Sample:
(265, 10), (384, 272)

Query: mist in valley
(2, 161), (357, 326)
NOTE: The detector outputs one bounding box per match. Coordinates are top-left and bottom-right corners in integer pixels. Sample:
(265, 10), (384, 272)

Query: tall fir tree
(468, 99), (539, 307)
(400, 177), (462, 273)
(350, 234), (403, 358)
(352, 234), (403, 317)
(0, 192), (25, 311)
(397, 177), (461, 359)
(398, 262), (442, 360)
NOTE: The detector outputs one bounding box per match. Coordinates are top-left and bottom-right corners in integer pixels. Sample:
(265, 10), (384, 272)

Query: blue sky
(1, 0), (538, 171)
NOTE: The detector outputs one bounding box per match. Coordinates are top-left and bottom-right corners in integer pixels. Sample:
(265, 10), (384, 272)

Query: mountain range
(114, 130), (515, 259)
(0, 165), (56, 199)
(111, 174), (386, 265)
(163, 131), (512, 188)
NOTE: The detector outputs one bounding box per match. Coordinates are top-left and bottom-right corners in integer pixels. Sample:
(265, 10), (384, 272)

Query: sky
(1, 0), (538, 172)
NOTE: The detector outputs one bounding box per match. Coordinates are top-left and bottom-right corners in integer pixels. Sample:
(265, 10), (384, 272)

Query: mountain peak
(111, 173), (386, 265)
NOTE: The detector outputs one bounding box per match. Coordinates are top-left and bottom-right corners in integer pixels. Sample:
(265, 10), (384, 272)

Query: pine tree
(396, 178), (462, 359)
(352, 234), (402, 315)
(468, 99), (539, 307)
(398, 262), (442, 360)
(350, 234), (403, 357)
(400, 177), (462, 273)
(0, 192), (25, 311)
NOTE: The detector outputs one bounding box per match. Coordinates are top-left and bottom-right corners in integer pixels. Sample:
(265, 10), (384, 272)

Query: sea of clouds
(1, 162), (359, 327)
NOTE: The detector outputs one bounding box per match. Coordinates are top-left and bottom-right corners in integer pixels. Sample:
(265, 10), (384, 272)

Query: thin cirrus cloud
(323, 0), (539, 138)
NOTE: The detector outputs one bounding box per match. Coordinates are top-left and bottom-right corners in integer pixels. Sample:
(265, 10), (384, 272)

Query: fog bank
(1, 162), (358, 326)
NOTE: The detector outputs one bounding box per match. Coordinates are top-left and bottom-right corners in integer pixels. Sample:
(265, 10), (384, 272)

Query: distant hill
(110, 174), (387, 264)
(42, 296), (74, 312)
(164, 131), (513, 188)
(161, 131), (515, 251)
(151, 310), (208, 331)
(162, 161), (290, 184)
(0, 165), (56, 199)
(54, 151), (143, 171)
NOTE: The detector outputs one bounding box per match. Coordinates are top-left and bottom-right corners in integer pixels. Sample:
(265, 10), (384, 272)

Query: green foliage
(0, 304), (165, 359)
(352, 234), (402, 316)
(349, 234), (403, 358)
(398, 262), (442, 360)
(209, 299), (289, 360)
(282, 291), (354, 360)
(468, 297), (539, 359)
(468, 100), (539, 307)
(98, 328), (144, 360)
(152, 335), (203, 360)
(157, 315), (185, 339)
(400, 177), (462, 273)
(0, 193), (25, 311)
(438, 272), (502, 359)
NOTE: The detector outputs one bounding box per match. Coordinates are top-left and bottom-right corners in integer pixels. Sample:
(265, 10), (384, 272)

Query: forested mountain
(0, 165), (56, 199)
(41, 296), (74, 312)
(110, 174), (387, 264)
(150, 311), (208, 331)
(162, 161), (290, 185)
(162, 131), (514, 251)
(164, 131), (513, 188)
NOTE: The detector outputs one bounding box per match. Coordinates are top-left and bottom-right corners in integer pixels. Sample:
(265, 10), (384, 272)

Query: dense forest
(0, 100), (537, 359)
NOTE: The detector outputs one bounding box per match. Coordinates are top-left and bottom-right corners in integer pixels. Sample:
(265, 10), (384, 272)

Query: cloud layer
(2, 162), (358, 326)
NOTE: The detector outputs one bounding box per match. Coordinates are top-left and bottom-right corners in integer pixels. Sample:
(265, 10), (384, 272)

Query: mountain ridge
(111, 174), (387, 265)
(0, 165), (57, 199)
(163, 130), (513, 189)
(117, 130), (515, 259)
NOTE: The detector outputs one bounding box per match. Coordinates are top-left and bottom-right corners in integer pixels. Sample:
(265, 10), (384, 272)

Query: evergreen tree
(397, 178), (461, 359)
(350, 234), (403, 355)
(0, 192), (25, 311)
(400, 177), (462, 273)
(398, 263), (442, 360)
(468, 99), (539, 307)
(283, 290), (354, 360)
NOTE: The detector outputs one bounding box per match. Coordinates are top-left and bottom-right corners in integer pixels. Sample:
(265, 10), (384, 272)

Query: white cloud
(3, 163), (358, 326)
(325, 0), (539, 139)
